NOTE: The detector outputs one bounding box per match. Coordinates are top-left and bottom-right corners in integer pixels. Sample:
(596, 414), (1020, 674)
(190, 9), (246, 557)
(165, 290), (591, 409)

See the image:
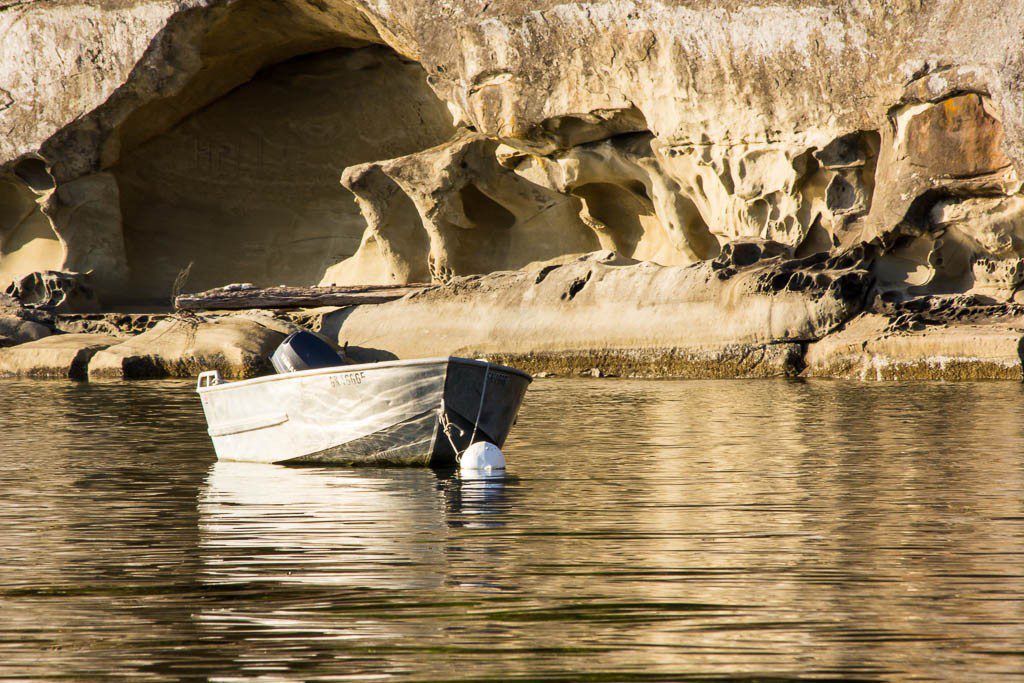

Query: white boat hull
(196, 357), (531, 466)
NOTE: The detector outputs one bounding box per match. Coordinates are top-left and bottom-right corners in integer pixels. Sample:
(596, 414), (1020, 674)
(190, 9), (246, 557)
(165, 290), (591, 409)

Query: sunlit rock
(0, 333), (120, 380)
(6, 0), (1024, 377)
(88, 316), (289, 379)
(804, 313), (1024, 381)
(322, 249), (872, 378)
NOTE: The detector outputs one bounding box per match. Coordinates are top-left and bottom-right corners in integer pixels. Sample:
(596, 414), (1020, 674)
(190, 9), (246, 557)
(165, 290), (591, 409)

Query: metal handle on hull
(197, 370), (223, 390)
(439, 399), (465, 456)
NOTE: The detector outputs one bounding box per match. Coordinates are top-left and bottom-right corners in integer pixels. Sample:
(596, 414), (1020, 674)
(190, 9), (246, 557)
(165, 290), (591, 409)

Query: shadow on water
(1, 377), (1023, 679)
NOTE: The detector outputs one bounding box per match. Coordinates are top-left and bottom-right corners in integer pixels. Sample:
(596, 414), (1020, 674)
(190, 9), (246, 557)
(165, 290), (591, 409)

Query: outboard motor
(271, 330), (345, 374)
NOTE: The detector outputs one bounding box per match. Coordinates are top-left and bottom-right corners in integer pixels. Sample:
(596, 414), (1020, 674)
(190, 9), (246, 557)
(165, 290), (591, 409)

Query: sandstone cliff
(4, 0), (1024, 378)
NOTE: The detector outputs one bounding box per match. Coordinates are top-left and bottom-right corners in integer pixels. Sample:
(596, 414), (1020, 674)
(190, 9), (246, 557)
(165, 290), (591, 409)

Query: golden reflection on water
(1, 378), (1023, 680)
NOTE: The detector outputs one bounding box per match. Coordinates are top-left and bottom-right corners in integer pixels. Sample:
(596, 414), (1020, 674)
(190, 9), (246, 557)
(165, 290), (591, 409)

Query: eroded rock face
(5, 270), (100, 312)
(5, 0), (1024, 316)
(0, 0), (440, 303)
(115, 46), (455, 299)
(325, 131), (598, 284)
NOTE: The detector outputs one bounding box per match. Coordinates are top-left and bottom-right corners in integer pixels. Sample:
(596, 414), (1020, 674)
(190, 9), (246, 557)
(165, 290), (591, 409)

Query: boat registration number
(330, 372), (365, 387)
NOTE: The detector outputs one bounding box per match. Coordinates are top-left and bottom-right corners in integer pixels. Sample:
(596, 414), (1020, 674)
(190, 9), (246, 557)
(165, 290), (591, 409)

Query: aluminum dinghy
(196, 357), (531, 466)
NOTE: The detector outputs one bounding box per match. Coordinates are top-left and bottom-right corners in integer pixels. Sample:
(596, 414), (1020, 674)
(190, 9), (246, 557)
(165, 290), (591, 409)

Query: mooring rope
(439, 365), (491, 464)
(468, 365), (490, 447)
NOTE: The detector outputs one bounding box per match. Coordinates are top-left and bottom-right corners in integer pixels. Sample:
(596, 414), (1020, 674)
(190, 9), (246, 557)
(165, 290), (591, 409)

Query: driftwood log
(175, 284), (431, 311)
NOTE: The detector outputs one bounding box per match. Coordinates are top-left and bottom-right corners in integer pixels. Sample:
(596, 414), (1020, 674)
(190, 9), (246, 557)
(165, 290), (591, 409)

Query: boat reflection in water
(198, 461), (512, 590)
(440, 470), (513, 529)
(195, 461), (516, 665)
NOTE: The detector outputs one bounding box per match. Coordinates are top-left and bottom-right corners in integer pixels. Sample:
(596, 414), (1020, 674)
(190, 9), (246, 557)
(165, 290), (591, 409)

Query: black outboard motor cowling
(271, 331), (345, 374)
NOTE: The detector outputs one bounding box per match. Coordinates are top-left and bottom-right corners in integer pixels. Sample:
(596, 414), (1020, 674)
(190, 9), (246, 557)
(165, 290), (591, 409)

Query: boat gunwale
(197, 356), (533, 395)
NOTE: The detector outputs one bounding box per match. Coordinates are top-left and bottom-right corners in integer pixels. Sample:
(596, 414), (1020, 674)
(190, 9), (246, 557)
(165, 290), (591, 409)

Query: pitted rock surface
(5, 1), (1024, 378)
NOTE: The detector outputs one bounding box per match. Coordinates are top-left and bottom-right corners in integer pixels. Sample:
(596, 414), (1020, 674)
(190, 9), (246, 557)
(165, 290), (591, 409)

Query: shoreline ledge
(805, 314), (1024, 381)
(319, 252), (1024, 381)
(2, 253), (1024, 382)
(322, 250), (861, 379)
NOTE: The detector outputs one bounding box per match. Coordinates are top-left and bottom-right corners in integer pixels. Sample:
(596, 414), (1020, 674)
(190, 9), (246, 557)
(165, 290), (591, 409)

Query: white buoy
(460, 441), (506, 475)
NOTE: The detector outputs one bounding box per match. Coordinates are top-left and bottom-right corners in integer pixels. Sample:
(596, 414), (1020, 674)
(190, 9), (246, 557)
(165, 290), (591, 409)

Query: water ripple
(0, 378), (1022, 680)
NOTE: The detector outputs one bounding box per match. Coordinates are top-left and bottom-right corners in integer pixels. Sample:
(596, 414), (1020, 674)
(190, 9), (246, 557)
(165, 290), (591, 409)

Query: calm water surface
(1, 378), (1023, 681)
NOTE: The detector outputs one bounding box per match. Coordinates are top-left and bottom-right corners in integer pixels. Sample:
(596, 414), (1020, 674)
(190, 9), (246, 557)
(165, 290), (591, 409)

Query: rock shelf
(1, 251), (1019, 382)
